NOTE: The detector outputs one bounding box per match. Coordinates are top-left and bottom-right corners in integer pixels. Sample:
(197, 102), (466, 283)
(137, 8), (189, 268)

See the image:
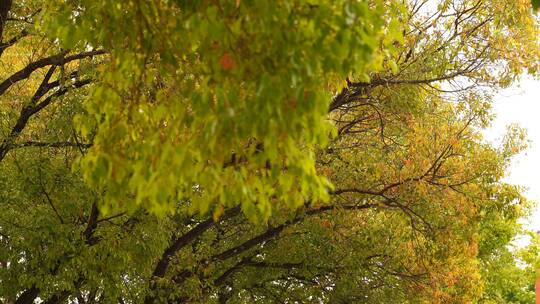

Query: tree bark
(0, 0), (12, 42)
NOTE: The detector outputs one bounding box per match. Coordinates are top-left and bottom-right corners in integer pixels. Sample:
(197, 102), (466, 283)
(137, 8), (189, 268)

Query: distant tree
(479, 231), (539, 303)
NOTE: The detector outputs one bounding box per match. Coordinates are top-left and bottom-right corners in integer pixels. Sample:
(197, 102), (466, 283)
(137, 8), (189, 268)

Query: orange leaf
(220, 52), (235, 71)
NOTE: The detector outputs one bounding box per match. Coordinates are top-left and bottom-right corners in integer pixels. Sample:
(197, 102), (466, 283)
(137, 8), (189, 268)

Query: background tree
(479, 231), (540, 303)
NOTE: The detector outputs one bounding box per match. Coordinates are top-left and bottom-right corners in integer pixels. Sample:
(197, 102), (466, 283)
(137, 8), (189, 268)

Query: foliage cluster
(0, 0), (539, 303)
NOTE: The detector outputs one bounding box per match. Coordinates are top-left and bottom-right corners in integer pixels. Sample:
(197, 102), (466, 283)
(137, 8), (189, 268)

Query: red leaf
(220, 52), (235, 71)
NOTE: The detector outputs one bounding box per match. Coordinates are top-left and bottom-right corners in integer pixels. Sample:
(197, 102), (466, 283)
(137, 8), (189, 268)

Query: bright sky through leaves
(486, 76), (540, 231)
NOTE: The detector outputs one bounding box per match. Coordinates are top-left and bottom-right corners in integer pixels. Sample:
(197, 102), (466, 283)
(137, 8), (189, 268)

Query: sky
(484, 76), (540, 231)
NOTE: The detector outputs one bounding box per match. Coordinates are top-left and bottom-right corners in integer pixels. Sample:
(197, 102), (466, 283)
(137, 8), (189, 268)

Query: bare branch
(0, 28), (28, 57)
(11, 141), (92, 149)
(0, 77), (94, 161)
(0, 49), (105, 96)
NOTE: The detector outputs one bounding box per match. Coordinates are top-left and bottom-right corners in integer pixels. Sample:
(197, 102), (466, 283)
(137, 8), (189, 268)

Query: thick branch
(0, 28), (27, 57)
(12, 141), (92, 149)
(0, 77), (93, 161)
(0, 0), (12, 42)
(214, 259), (304, 287)
(214, 203), (376, 261)
(13, 286), (39, 304)
(83, 202), (100, 245)
(0, 49), (104, 96)
(151, 206), (241, 279)
(329, 70), (470, 112)
(167, 203), (376, 289)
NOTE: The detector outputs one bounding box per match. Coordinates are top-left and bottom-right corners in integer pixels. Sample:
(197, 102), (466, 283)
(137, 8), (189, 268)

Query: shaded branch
(0, 49), (105, 96)
(168, 203), (376, 288)
(214, 204), (375, 262)
(0, 77), (94, 161)
(150, 206), (241, 279)
(12, 141), (92, 149)
(83, 202), (100, 245)
(0, 28), (28, 57)
(0, 0), (12, 42)
(13, 286), (39, 304)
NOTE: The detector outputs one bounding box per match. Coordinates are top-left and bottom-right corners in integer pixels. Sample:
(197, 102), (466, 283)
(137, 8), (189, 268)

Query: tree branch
(14, 286), (39, 304)
(0, 28), (28, 57)
(168, 203), (376, 288)
(150, 206), (241, 279)
(0, 49), (104, 96)
(0, 0), (12, 42)
(11, 141), (92, 149)
(0, 77), (94, 161)
(83, 202), (100, 245)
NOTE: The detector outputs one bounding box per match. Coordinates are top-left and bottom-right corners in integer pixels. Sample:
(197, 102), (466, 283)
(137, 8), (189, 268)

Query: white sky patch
(483, 76), (540, 232)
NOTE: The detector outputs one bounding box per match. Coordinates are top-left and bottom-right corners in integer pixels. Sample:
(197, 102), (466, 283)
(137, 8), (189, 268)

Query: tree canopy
(0, 0), (539, 303)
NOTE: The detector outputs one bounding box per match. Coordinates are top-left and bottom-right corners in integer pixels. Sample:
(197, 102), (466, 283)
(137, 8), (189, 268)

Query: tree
(0, 0), (538, 303)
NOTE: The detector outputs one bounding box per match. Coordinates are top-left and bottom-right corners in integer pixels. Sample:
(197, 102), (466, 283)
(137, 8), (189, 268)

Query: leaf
(389, 59), (399, 75)
(219, 52), (235, 71)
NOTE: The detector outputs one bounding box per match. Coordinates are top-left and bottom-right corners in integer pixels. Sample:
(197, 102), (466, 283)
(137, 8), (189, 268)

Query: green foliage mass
(43, 0), (403, 219)
(0, 0), (539, 303)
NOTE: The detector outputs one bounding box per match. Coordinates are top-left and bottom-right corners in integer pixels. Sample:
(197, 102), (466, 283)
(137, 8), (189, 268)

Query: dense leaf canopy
(0, 0), (539, 303)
